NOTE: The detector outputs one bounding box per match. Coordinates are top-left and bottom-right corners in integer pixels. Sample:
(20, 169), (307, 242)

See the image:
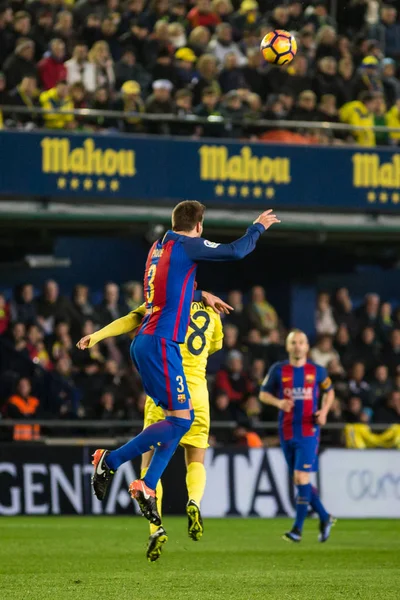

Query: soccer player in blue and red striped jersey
(91, 201), (280, 525)
(260, 329), (336, 543)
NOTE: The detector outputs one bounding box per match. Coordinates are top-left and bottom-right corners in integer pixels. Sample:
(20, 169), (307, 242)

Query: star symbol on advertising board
(227, 185), (237, 197)
(367, 191), (376, 203)
(392, 193), (400, 204)
(265, 187), (275, 199)
(379, 192), (388, 203)
(240, 186), (249, 198)
(70, 178), (79, 190)
(83, 178), (93, 190)
(110, 179), (120, 192)
(57, 177), (67, 189)
(253, 186), (262, 198)
(97, 179), (106, 191)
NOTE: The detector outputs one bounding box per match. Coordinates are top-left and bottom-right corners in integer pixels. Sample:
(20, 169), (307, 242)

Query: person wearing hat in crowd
(30, 9), (54, 61)
(38, 38), (67, 90)
(353, 55), (384, 99)
(174, 46), (198, 88)
(145, 78), (175, 134)
(114, 46), (151, 92)
(7, 74), (42, 127)
(230, 0), (260, 37)
(381, 57), (400, 108)
(3, 38), (37, 90)
(113, 79), (145, 133)
(339, 90), (380, 147)
(39, 79), (75, 129)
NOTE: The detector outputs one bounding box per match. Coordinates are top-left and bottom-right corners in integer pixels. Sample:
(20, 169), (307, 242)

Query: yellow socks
(186, 462), (206, 506)
(141, 468), (163, 534)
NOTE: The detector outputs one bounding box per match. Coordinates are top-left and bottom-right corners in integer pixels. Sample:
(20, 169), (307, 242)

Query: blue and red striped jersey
(139, 224), (264, 343)
(261, 360), (333, 440)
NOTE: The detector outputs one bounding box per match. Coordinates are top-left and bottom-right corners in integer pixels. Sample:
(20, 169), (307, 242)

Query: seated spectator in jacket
(6, 378), (41, 441)
(192, 53), (220, 105)
(306, 0), (336, 31)
(207, 23), (246, 67)
(327, 357), (348, 401)
(210, 322), (240, 370)
(315, 291), (337, 336)
(338, 58), (356, 103)
(369, 364), (393, 406)
(0, 294), (10, 335)
(356, 292), (380, 332)
(378, 301), (393, 342)
(194, 86), (224, 137)
(65, 42), (96, 93)
(145, 78), (175, 133)
(171, 88), (195, 135)
(114, 46), (151, 92)
(187, 0), (221, 31)
(51, 356), (82, 417)
(353, 327), (382, 375)
(381, 58), (400, 109)
(242, 328), (267, 364)
(3, 38), (37, 91)
(40, 80), (75, 130)
(9, 284), (36, 325)
(316, 94), (339, 127)
(334, 323), (354, 368)
(343, 395), (369, 424)
(289, 89), (320, 123)
(174, 46), (198, 89)
(9, 321), (28, 354)
(122, 281), (144, 311)
(114, 79), (145, 133)
(373, 390), (400, 424)
(339, 90), (379, 147)
(89, 85), (115, 130)
(352, 56), (384, 100)
(35, 279), (74, 335)
(26, 323), (52, 370)
(95, 390), (120, 419)
(245, 286), (278, 336)
(382, 328), (400, 376)
(215, 350), (252, 409)
(312, 56), (346, 106)
(88, 40), (115, 90)
(332, 287), (357, 334)
(38, 38), (67, 91)
(248, 358), (266, 393)
(7, 75), (42, 128)
(348, 361), (374, 407)
(286, 53), (312, 98)
(218, 51), (247, 93)
(240, 48), (266, 99)
(167, 22), (187, 51)
(315, 25), (340, 62)
(96, 282), (128, 327)
(310, 334), (340, 368)
(31, 10), (54, 62)
(368, 5), (400, 60)
(231, 0), (259, 37)
(221, 89), (245, 137)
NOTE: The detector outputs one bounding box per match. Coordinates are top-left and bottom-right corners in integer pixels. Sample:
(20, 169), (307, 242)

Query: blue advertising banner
(1, 130), (399, 209)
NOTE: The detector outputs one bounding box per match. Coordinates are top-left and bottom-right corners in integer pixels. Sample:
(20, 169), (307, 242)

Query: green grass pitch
(1, 517), (399, 600)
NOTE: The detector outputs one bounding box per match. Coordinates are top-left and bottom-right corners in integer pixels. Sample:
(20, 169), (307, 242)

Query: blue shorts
(130, 334), (191, 411)
(280, 436), (319, 474)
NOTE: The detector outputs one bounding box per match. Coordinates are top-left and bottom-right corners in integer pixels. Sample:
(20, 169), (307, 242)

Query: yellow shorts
(144, 380), (210, 449)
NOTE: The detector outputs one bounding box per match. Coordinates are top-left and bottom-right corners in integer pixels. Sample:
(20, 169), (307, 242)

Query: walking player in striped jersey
(259, 329), (336, 543)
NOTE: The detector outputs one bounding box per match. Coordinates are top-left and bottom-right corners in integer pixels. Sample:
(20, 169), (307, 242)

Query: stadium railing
(1, 104), (400, 137)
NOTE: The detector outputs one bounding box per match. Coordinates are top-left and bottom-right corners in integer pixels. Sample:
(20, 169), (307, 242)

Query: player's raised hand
(76, 335), (91, 350)
(279, 399), (294, 412)
(254, 209), (281, 231)
(202, 291), (234, 315)
(314, 410), (327, 426)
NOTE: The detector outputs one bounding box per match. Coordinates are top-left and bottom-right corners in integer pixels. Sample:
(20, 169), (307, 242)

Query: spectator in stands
(89, 85), (115, 130)
(193, 85), (223, 136)
(230, 1), (259, 37)
(382, 328), (400, 376)
(233, 424), (263, 447)
(187, 0), (221, 31)
(356, 292), (380, 332)
(49, 321), (74, 361)
(95, 390), (119, 419)
(353, 327), (381, 374)
(26, 323), (52, 370)
(114, 79), (145, 133)
(40, 79), (74, 130)
(7, 75), (42, 128)
(210, 392), (235, 443)
(122, 281), (143, 311)
(245, 285), (278, 336)
(174, 46), (198, 89)
(167, 23), (187, 51)
(334, 323), (354, 368)
(0, 6), (14, 67)
(10, 321), (28, 354)
(6, 377), (41, 441)
(118, 16), (151, 67)
(373, 389), (400, 424)
(31, 10), (54, 62)
(88, 40), (115, 90)
(215, 349), (252, 412)
(10, 284), (36, 325)
(332, 287), (357, 333)
(187, 25), (211, 57)
(315, 25), (340, 62)
(268, 5), (289, 31)
(343, 395), (369, 423)
(192, 53), (220, 105)
(353, 56), (384, 100)
(224, 290), (246, 333)
(338, 58), (356, 103)
(35, 280), (74, 335)
(146, 0), (171, 32)
(100, 16), (120, 62)
(306, 0), (335, 31)
(37, 38), (67, 91)
(369, 364), (393, 406)
(53, 11), (76, 55)
(9, 10), (31, 50)
(348, 361), (373, 407)
(317, 94), (339, 126)
(240, 48), (265, 99)
(315, 291), (337, 335)
(312, 56), (346, 106)
(339, 90), (378, 146)
(171, 88), (195, 135)
(220, 89), (244, 136)
(286, 53), (312, 98)
(51, 356), (82, 417)
(114, 46), (151, 92)
(145, 78), (174, 133)
(96, 282), (127, 326)
(0, 294), (10, 335)
(3, 38), (37, 91)
(242, 329), (267, 364)
(368, 5), (400, 60)
(287, 0), (305, 31)
(65, 42), (96, 93)
(218, 52), (247, 93)
(327, 357), (348, 400)
(386, 97), (400, 144)
(381, 58), (400, 108)
(289, 89), (320, 122)
(207, 23), (246, 67)
(378, 301), (394, 342)
(310, 334), (340, 368)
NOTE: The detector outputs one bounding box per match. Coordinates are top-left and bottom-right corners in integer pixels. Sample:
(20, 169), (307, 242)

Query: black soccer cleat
(129, 479), (162, 526)
(186, 500), (204, 541)
(282, 528), (302, 543)
(91, 449), (115, 501)
(146, 526), (168, 562)
(319, 515), (337, 543)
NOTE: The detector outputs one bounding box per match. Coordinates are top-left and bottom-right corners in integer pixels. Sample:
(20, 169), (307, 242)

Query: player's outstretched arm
(183, 209), (280, 262)
(76, 306), (146, 349)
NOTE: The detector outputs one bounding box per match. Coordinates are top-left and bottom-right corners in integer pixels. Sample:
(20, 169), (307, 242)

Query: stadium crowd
(0, 0), (400, 145)
(0, 280), (400, 446)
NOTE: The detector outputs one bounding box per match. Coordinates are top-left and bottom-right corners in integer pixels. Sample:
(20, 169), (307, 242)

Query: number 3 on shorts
(176, 375), (184, 393)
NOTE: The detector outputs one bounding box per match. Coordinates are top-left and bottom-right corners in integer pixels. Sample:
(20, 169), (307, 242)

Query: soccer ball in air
(260, 30), (297, 65)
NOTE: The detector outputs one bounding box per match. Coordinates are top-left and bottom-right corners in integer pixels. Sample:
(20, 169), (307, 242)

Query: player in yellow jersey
(77, 298), (223, 562)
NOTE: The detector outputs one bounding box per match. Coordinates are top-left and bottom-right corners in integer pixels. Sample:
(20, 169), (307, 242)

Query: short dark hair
(202, 86), (216, 97)
(172, 200), (205, 232)
(358, 91), (375, 104)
